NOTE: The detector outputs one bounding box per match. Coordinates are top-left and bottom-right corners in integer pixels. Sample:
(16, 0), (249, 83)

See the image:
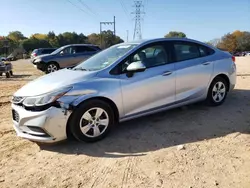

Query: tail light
(232, 56), (235, 62)
(33, 53), (37, 57)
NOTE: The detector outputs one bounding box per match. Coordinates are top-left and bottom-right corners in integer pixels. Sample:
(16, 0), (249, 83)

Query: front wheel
(45, 63), (59, 74)
(69, 100), (115, 142)
(206, 77), (228, 106)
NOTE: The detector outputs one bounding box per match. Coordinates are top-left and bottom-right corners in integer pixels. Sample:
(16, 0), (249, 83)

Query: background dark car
(33, 44), (101, 73)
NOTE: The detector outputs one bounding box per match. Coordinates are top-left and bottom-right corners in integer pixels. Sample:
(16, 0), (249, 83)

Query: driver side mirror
(60, 51), (64, 55)
(126, 61), (146, 72)
(126, 61), (146, 77)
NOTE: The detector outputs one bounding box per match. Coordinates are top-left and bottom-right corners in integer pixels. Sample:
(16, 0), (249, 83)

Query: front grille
(12, 109), (20, 122)
(12, 96), (25, 104)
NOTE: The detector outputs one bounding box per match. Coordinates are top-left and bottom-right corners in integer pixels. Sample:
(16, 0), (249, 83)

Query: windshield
(73, 43), (138, 71)
(51, 46), (65, 55)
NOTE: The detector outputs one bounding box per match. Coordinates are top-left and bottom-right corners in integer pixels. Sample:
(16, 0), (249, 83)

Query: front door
(119, 43), (176, 117)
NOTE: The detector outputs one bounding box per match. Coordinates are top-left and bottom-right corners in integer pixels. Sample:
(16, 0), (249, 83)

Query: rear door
(171, 41), (214, 103)
(56, 46), (79, 68)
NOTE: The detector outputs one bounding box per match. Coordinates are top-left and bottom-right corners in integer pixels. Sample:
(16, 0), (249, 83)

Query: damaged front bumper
(12, 103), (72, 143)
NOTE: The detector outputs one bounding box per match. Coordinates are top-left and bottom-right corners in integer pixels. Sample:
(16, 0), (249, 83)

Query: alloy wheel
(79, 107), (109, 138)
(212, 81), (226, 102)
(47, 64), (58, 73)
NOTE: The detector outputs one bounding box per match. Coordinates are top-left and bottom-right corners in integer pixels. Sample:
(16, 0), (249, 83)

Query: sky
(1, 0), (250, 42)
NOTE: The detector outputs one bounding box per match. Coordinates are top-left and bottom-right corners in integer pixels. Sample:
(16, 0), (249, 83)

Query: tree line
(1, 30), (249, 56)
(0, 30), (124, 55)
(164, 30), (250, 53)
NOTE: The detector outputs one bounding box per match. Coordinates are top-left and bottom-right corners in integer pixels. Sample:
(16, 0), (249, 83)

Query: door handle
(202, 61), (210, 65)
(162, 71), (172, 76)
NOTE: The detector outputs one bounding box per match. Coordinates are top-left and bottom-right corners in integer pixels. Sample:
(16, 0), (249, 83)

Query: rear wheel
(45, 63), (59, 74)
(10, 71), (13, 76)
(206, 76), (228, 106)
(69, 100), (115, 142)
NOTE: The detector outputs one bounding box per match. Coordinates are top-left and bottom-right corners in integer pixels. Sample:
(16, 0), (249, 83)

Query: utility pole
(100, 16), (116, 48)
(132, 1), (145, 40)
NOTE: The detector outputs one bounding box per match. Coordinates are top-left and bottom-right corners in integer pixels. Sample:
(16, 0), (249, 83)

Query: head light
(23, 87), (72, 107)
(34, 58), (42, 63)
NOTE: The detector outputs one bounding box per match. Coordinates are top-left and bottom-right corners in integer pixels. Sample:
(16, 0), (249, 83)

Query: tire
(10, 71), (13, 76)
(0, 73), (2, 76)
(206, 76), (228, 106)
(69, 100), (115, 142)
(6, 72), (10, 78)
(45, 63), (59, 74)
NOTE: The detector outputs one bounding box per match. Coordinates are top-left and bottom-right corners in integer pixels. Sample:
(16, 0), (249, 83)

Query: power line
(66, 0), (98, 21)
(66, 0), (88, 14)
(78, 0), (99, 17)
(120, 0), (130, 21)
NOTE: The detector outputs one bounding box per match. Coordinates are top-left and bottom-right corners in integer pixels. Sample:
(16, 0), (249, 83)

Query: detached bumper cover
(12, 104), (71, 143)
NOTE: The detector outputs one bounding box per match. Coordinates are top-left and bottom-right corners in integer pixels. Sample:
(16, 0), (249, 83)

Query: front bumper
(11, 104), (71, 143)
(35, 61), (46, 71)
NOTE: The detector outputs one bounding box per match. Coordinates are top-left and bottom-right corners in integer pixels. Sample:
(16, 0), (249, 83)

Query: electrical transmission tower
(132, 1), (145, 40)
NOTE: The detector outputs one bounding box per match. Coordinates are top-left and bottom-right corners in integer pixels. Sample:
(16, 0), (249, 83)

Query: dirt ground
(0, 57), (250, 188)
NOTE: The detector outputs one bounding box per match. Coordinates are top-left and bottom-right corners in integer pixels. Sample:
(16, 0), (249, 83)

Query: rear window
(41, 49), (56, 54)
(199, 45), (215, 57)
(92, 46), (101, 51)
(32, 49), (38, 54)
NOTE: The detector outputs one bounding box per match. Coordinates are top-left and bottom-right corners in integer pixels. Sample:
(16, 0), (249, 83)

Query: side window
(174, 42), (200, 61)
(85, 46), (97, 52)
(76, 46), (96, 53)
(199, 45), (215, 57)
(131, 45), (168, 68)
(61, 47), (76, 55)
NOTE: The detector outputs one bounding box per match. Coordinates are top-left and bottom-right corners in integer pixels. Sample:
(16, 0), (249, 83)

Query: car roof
(63, 44), (99, 48)
(38, 48), (57, 50)
(123, 38), (217, 50)
(128, 38), (204, 44)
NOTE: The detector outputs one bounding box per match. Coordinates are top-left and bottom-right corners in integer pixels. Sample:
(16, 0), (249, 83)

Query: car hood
(34, 54), (54, 59)
(14, 69), (97, 97)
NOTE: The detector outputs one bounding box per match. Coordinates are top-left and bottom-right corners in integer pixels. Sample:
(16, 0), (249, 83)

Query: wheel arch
(211, 74), (230, 91)
(66, 96), (120, 139)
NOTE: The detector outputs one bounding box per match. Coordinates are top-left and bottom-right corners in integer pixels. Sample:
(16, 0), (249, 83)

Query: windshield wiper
(73, 67), (88, 71)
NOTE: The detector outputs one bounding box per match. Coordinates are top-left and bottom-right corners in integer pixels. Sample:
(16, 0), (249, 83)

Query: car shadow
(0, 74), (34, 81)
(40, 89), (250, 158)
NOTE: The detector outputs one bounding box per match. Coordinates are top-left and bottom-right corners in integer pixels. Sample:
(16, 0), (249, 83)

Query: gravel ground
(0, 57), (250, 188)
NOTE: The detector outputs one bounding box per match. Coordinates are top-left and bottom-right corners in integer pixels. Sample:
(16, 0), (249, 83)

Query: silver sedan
(11, 38), (236, 143)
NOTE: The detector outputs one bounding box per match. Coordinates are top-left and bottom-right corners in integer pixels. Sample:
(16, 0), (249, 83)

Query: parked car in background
(0, 58), (13, 78)
(30, 48), (57, 63)
(245, 51), (250, 56)
(1, 57), (6, 61)
(32, 44), (101, 73)
(11, 38), (236, 143)
(233, 52), (242, 56)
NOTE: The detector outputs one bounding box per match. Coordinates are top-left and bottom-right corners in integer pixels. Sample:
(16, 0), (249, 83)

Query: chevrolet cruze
(11, 38), (236, 143)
